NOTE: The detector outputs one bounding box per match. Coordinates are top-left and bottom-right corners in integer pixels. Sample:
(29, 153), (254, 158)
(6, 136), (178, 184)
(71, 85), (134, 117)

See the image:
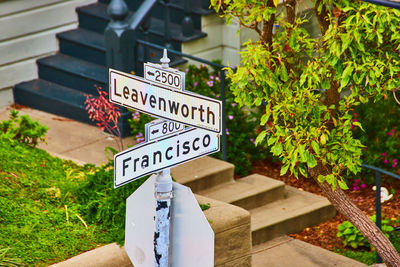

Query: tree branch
(314, 0), (330, 35)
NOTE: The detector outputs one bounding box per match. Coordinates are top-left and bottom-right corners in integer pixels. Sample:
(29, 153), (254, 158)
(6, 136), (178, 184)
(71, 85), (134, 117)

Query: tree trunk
(312, 171), (400, 266)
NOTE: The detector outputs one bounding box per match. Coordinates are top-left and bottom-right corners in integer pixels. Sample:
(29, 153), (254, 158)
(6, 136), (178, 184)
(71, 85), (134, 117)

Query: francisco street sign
(144, 63), (185, 91)
(145, 119), (184, 142)
(114, 127), (220, 188)
(109, 69), (222, 134)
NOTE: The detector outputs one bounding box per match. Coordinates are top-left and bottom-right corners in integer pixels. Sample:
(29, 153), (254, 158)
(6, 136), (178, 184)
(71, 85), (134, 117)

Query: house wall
(0, 0), (96, 108)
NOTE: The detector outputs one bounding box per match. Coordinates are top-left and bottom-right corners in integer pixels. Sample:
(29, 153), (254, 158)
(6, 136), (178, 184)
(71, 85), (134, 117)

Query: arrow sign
(109, 69), (222, 134)
(144, 63), (185, 91)
(145, 119), (184, 142)
(114, 127), (219, 188)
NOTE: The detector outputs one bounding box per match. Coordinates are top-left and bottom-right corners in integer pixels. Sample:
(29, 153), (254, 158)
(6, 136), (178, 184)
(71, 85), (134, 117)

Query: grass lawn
(0, 138), (144, 266)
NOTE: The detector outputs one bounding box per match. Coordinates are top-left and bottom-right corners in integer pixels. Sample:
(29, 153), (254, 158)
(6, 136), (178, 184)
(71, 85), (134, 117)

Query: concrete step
(250, 186), (336, 246)
(198, 174), (285, 210)
(171, 156), (234, 193)
(37, 53), (107, 94)
(252, 236), (367, 267)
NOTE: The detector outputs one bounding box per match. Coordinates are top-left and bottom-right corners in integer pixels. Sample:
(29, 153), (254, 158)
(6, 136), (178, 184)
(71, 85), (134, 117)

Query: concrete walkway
(0, 105), (368, 266)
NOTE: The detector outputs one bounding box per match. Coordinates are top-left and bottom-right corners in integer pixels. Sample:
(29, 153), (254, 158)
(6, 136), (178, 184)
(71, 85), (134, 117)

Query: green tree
(210, 0), (400, 265)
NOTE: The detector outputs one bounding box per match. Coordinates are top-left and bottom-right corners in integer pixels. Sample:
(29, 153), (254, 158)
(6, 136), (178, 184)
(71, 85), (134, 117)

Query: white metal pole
(154, 49), (173, 267)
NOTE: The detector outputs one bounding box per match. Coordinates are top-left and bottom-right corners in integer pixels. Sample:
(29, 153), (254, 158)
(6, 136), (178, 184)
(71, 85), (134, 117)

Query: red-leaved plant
(85, 85), (123, 152)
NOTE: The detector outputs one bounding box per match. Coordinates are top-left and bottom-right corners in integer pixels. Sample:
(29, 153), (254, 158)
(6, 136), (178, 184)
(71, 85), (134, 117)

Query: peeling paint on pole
(154, 199), (170, 267)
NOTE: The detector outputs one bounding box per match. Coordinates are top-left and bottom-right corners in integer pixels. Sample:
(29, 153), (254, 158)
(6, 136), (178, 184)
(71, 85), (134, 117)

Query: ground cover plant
(0, 111), (144, 266)
(211, 0), (400, 265)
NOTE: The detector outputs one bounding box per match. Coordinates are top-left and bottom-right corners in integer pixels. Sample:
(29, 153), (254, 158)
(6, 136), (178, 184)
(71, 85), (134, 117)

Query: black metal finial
(107, 0), (129, 21)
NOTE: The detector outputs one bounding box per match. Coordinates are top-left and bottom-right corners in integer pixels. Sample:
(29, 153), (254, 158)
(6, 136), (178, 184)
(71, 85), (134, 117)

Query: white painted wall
(0, 0), (96, 108)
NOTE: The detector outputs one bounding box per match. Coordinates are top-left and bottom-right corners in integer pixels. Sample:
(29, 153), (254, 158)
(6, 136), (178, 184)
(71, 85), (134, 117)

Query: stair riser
(182, 166), (234, 193)
(232, 186), (285, 211)
(59, 39), (106, 66)
(78, 12), (107, 34)
(251, 205), (336, 246)
(38, 64), (106, 95)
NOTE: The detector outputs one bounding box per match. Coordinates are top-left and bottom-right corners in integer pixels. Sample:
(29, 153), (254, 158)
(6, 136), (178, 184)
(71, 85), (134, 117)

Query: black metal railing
(105, 0), (229, 160)
(361, 163), (400, 263)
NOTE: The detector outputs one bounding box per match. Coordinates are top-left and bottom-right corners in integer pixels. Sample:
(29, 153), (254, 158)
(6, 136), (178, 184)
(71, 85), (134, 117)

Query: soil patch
(249, 158), (400, 252)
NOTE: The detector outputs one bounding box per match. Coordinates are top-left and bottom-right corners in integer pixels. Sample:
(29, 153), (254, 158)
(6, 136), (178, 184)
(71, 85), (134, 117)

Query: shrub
(0, 109), (47, 147)
(353, 97), (400, 180)
(337, 215), (394, 249)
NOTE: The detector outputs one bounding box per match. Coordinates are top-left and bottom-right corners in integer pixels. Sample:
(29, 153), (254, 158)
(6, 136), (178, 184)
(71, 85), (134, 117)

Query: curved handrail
(362, 163), (400, 180)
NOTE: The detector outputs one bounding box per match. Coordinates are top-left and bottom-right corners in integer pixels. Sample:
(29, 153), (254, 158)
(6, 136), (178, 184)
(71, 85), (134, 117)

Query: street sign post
(109, 68), (222, 134)
(114, 127), (219, 188)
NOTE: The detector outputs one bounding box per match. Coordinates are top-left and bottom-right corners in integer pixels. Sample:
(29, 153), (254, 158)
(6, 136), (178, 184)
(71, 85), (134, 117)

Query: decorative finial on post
(107, 0), (129, 24)
(160, 49), (170, 69)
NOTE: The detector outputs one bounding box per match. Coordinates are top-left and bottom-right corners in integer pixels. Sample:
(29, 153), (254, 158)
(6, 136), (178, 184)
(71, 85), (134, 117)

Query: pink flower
(361, 184), (366, 188)
(207, 80), (214, 87)
(353, 118), (358, 122)
(384, 159), (388, 164)
(382, 152), (387, 157)
(228, 115), (234, 120)
(388, 131), (394, 136)
(193, 81), (198, 87)
(355, 179), (360, 183)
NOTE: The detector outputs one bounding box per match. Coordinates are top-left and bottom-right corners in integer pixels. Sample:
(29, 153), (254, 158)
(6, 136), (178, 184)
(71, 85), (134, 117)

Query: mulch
(248, 158), (400, 252)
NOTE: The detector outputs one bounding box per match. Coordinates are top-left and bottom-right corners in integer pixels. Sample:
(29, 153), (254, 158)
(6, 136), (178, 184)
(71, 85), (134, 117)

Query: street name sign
(114, 127), (219, 188)
(144, 63), (185, 91)
(145, 119), (184, 142)
(109, 69), (222, 134)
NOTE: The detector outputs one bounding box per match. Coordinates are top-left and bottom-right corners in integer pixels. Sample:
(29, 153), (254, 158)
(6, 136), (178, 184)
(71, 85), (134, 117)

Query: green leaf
(271, 142), (283, 156)
(255, 131), (267, 146)
(338, 179), (349, 190)
(317, 175), (325, 183)
(267, 136), (277, 146)
(280, 163), (290, 176)
(304, 151), (317, 168)
(311, 141), (320, 155)
(260, 113), (269, 126)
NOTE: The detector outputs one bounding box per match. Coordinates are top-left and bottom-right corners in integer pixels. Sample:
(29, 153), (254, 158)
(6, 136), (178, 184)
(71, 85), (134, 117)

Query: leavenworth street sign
(109, 69), (222, 134)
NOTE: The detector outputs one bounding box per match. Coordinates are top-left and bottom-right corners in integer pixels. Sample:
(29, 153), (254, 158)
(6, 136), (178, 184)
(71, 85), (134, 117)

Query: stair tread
(250, 186), (332, 231)
(172, 156), (234, 185)
(57, 28), (105, 51)
(77, 2), (109, 21)
(198, 174), (285, 205)
(38, 53), (107, 85)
